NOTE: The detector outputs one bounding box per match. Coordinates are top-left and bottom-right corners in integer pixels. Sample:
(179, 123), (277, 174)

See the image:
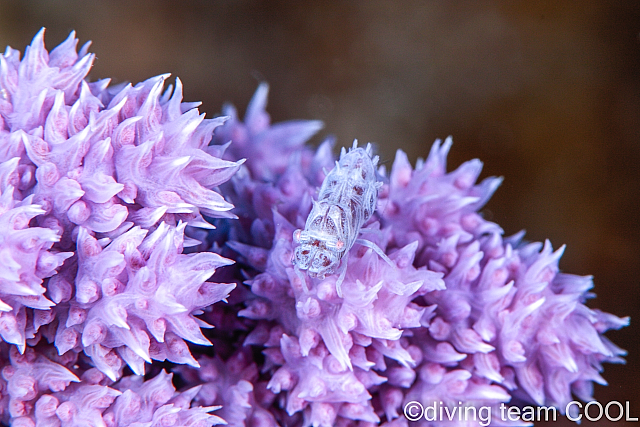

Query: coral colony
(0, 29), (629, 427)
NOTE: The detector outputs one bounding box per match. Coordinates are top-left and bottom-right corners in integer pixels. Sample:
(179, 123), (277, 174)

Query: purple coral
(176, 349), (279, 427)
(48, 222), (235, 380)
(0, 28), (241, 379)
(205, 85), (629, 426)
(0, 344), (223, 427)
(1, 29), (243, 239)
(0, 185), (72, 349)
(0, 29), (629, 427)
(379, 139), (629, 418)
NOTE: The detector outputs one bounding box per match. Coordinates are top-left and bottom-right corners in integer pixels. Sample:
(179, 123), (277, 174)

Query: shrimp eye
(293, 229), (302, 242)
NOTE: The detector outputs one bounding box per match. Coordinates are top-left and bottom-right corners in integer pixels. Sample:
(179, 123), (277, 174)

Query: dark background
(1, 2), (638, 425)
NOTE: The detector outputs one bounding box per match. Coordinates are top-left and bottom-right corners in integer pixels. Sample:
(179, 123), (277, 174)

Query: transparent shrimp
(292, 141), (394, 296)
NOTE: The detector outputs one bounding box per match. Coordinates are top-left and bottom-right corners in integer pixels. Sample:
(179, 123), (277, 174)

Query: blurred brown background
(0, 1), (638, 425)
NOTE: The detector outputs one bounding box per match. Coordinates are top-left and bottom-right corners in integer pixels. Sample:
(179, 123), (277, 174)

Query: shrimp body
(293, 141), (381, 289)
